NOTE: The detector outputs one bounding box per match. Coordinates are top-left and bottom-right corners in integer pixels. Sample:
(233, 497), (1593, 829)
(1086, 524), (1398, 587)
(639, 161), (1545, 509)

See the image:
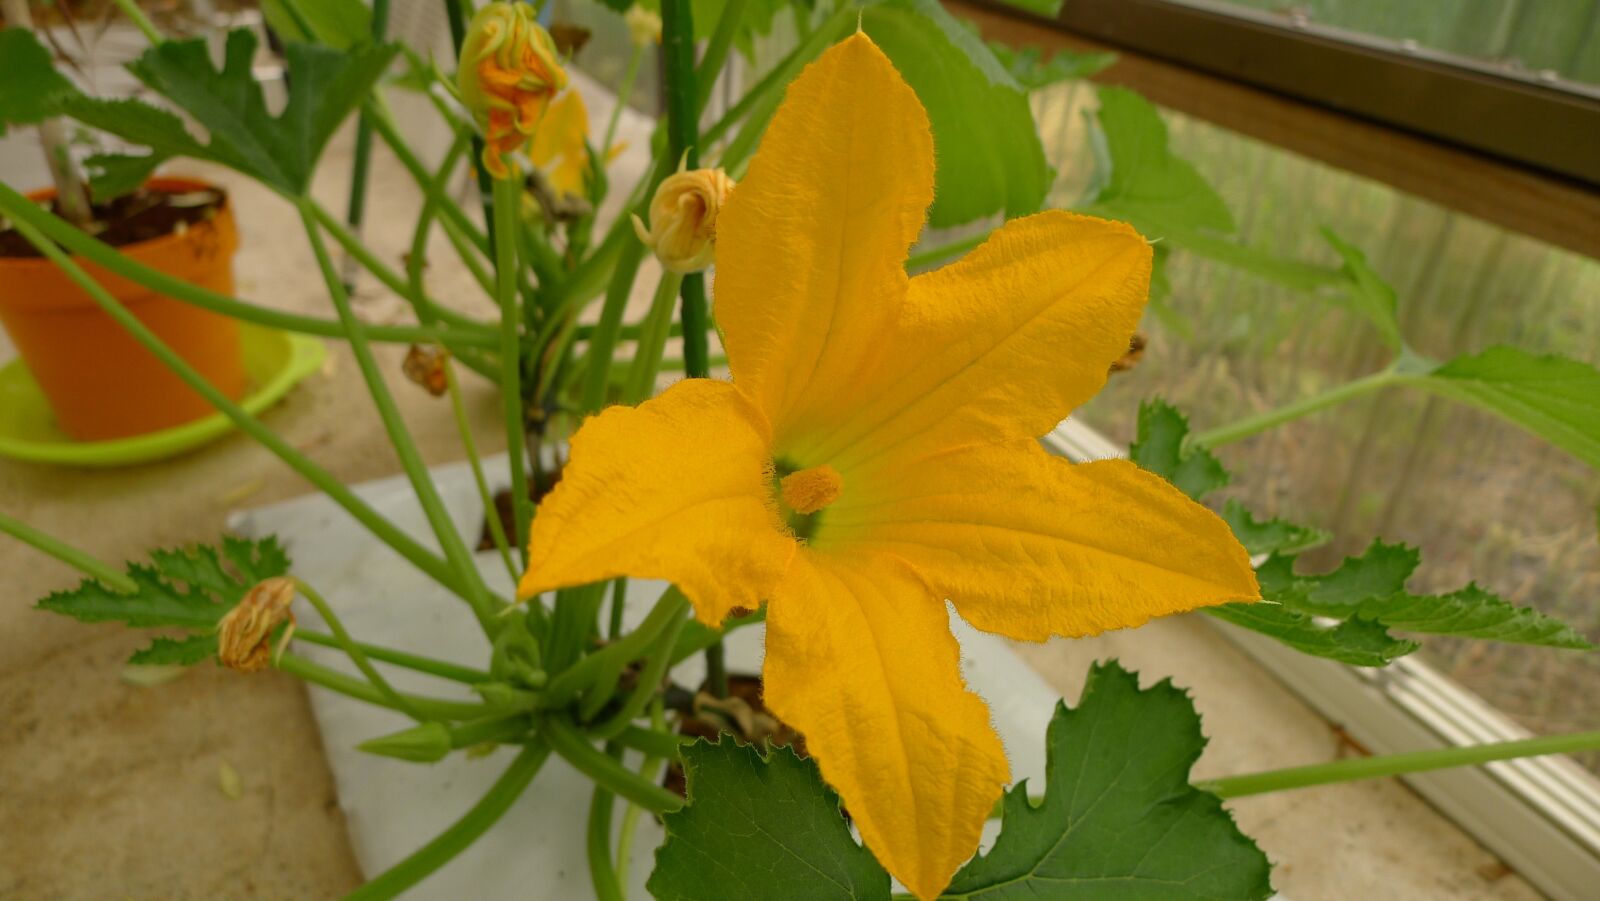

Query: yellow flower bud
(632, 167), (735, 274)
(217, 577), (297, 673)
(624, 5), (662, 46)
(457, 2), (569, 180)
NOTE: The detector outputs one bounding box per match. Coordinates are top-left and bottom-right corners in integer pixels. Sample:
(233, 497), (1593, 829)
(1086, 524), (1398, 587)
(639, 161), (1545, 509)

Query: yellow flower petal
(822, 441), (1260, 640)
(807, 211), (1152, 471)
(764, 549), (1009, 901)
(530, 90), (590, 195)
(517, 380), (796, 624)
(715, 34), (933, 452)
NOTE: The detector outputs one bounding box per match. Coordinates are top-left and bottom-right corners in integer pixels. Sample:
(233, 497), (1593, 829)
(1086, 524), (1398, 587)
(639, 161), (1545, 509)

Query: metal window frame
(977, 0), (1600, 187)
(1043, 418), (1600, 901)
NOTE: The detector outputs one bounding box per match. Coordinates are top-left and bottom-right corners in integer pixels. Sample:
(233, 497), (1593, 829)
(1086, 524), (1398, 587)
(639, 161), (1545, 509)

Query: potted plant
(1, 1), (1597, 899)
(0, 0), (246, 441)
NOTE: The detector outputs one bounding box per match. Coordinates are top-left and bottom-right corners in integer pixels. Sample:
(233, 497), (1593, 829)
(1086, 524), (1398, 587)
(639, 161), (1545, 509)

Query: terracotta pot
(0, 177), (246, 441)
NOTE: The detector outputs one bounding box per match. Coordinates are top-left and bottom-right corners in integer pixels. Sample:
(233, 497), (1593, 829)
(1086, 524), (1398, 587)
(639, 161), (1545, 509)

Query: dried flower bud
(217, 577), (297, 673)
(458, 2), (569, 180)
(632, 167), (735, 274)
(624, 5), (663, 46)
(402, 344), (451, 397)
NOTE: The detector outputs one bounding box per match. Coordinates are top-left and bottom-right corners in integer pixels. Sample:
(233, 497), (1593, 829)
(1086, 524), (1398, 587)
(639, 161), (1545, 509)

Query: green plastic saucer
(0, 324), (325, 467)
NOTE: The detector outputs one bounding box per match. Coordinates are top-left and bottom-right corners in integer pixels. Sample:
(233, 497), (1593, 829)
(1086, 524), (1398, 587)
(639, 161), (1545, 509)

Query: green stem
(0, 510), (138, 593)
(297, 200), (503, 636)
(0, 204), (467, 603)
(292, 630), (489, 684)
(311, 200), (492, 336)
(544, 716), (685, 814)
(490, 175), (534, 564)
(580, 238), (650, 412)
(444, 356), (520, 587)
(659, 0), (714, 381)
(342, 0), (392, 286)
(694, 0), (750, 114)
(1197, 730), (1600, 799)
(296, 580), (422, 720)
(591, 603), (688, 739)
(587, 759), (626, 901)
(369, 106), (490, 256)
(345, 741), (550, 901)
(1192, 368), (1403, 448)
(543, 588), (690, 710)
(603, 45), (645, 158)
(613, 725), (689, 759)
(276, 653), (501, 721)
(622, 271), (686, 403)
(110, 0), (162, 43)
(0, 185), (495, 350)
(614, 698), (668, 888)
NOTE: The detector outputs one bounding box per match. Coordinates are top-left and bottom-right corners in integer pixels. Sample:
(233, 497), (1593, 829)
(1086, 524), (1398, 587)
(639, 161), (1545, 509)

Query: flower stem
(545, 716), (685, 814)
(659, 0), (713, 381)
(291, 630), (489, 684)
(109, 0), (162, 43)
(1191, 368), (1403, 448)
(296, 199), (504, 636)
(490, 175), (535, 564)
(0, 510), (137, 593)
(341, 0), (392, 290)
(579, 227), (650, 413)
(444, 356), (520, 588)
(295, 580), (422, 720)
(586, 755), (626, 901)
(695, 0), (750, 114)
(0, 184), (493, 351)
(275, 653), (500, 722)
(547, 588), (690, 712)
(615, 698), (669, 888)
(603, 45), (644, 158)
(622, 271), (687, 403)
(0, 202), (466, 604)
(345, 741), (550, 901)
(1196, 729), (1600, 799)
(591, 603), (688, 739)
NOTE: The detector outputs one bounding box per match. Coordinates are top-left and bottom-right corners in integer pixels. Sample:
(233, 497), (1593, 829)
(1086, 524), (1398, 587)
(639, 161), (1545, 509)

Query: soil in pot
(0, 179), (247, 441)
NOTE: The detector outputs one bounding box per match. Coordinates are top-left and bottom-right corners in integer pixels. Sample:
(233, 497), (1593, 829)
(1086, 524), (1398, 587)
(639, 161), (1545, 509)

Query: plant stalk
(4, 0), (92, 225)
(296, 579), (422, 720)
(1197, 729), (1600, 799)
(0, 510), (138, 593)
(490, 175), (534, 564)
(292, 630), (489, 684)
(345, 741), (551, 900)
(1191, 368), (1404, 448)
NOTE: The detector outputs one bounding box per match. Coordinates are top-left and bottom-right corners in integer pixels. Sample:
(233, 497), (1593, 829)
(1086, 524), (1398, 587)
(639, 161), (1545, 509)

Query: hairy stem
(0, 510), (138, 593)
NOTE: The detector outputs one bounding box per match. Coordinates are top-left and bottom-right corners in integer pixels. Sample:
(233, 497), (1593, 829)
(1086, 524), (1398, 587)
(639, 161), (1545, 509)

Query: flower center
(779, 464), (843, 515)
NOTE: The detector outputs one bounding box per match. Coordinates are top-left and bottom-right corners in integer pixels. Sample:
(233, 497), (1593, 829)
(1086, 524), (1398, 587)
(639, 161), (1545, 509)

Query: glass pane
(1176, 0), (1600, 86)
(1031, 81), (1600, 768)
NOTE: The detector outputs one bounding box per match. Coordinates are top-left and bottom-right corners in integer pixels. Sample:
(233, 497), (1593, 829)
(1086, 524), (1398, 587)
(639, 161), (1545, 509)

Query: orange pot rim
(0, 176), (237, 312)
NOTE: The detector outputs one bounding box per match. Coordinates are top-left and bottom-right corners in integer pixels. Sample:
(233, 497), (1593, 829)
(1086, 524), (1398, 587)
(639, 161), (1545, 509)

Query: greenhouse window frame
(976, 0), (1600, 186)
(1045, 418), (1600, 901)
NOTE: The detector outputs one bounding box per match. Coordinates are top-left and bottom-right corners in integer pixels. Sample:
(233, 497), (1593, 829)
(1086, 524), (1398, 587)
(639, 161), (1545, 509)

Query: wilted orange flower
(458, 2), (569, 179)
(519, 35), (1258, 900)
(217, 577), (297, 673)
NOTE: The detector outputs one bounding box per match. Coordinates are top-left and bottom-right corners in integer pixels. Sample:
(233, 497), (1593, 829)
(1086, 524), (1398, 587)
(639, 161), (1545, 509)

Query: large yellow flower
(519, 34), (1259, 900)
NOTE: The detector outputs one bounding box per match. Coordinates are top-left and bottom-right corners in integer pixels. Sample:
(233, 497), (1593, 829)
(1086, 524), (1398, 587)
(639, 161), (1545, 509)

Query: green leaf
(1129, 399), (1229, 500)
(37, 537), (292, 665)
(1205, 603), (1417, 667)
(1221, 500), (1331, 556)
(861, 0), (1052, 227)
(83, 152), (165, 202)
(129, 634), (218, 666)
(260, 0), (373, 49)
(1261, 543), (1593, 649)
(1411, 346), (1600, 470)
(87, 30), (398, 195)
(945, 661), (1273, 900)
(1085, 86), (1235, 234)
(987, 41), (1115, 89)
(0, 27), (78, 136)
(1319, 228), (1403, 349)
(648, 739), (890, 901)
